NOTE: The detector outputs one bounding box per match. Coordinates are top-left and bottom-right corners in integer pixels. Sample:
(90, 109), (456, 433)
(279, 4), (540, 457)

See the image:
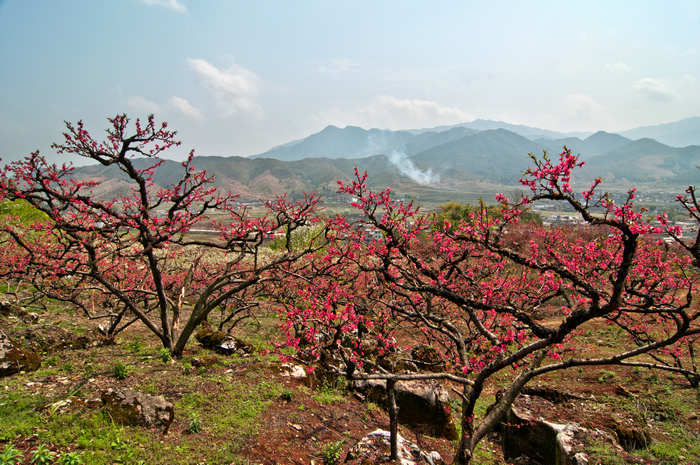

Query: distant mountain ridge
(425, 119), (591, 140)
(71, 117), (699, 203)
(621, 117), (700, 147)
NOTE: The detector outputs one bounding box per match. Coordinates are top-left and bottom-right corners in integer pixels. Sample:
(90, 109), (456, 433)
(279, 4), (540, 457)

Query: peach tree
(277, 151), (698, 464)
(0, 115), (325, 357)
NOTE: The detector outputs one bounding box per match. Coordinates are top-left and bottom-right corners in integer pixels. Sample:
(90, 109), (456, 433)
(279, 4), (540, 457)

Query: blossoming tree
(0, 115), (325, 357)
(278, 150), (698, 464)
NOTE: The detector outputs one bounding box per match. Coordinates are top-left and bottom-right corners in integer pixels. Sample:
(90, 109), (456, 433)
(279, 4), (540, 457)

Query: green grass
(0, 389), (46, 441)
(312, 378), (347, 405)
(588, 442), (627, 465)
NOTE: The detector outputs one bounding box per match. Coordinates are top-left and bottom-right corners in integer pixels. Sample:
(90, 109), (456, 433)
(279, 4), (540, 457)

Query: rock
(191, 355), (219, 367)
(195, 325), (254, 355)
(502, 403), (590, 465)
(351, 379), (458, 440)
(613, 424), (651, 451)
(13, 324), (93, 352)
(344, 429), (445, 465)
(613, 384), (634, 398)
(217, 337), (254, 355)
(101, 388), (174, 434)
(281, 363), (307, 378)
(521, 385), (584, 403)
(48, 398), (72, 414)
(195, 325), (227, 348)
(0, 300), (30, 319)
(0, 328), (41, 377)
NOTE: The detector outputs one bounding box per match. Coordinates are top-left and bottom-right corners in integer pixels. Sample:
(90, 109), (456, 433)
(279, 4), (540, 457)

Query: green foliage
(265, 224), (326, 251)
(319, 439), (344, 465)
(0, 389), (46, 441)
(588, 442), (627, 465)
(0, 444), (23, 465)
(112, 362), (129, 380)
(279, 388), (294, 402)
(187, 414), (202, 434)
(30, 445), (54, 465)
(434, 201), (542, 232)
(56, 451), (84, 465)
(109, 433), (141, 463)
(312, 377), (347, 404)
(158, 348), (172, 363)
(125, 340), (145, 355)
(0, 199), (49, 224)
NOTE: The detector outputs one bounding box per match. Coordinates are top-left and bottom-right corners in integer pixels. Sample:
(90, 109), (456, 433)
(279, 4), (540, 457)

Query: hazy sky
(1, 0), (699, 162)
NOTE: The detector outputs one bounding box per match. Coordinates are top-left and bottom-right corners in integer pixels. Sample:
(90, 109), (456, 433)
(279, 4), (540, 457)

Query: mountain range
(74, 117), (700, 203)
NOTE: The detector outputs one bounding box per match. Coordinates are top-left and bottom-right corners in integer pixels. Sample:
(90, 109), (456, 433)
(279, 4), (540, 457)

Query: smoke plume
(387, 150), (439, 185)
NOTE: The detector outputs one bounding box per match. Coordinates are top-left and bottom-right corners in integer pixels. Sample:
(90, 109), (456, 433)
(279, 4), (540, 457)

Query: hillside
(252, 125), (415, 161)
(74, 130), (698, 205)
(73, 154), (468, 203)
(410, 129), (549, 184)
(429, 118), (591, 140)
(583, 138), (700, 185)
(538, 131), (632, 158)
(1, 286), (697, 465)
(621, 116), (700, 147)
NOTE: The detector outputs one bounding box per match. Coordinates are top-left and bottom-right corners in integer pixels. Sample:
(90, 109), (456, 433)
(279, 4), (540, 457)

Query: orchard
(0, 115), (697, 464)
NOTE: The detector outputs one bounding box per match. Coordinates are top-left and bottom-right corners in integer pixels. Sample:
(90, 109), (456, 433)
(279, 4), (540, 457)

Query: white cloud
(187, 58), (262, 117)
(632, 78), (676, 102)
(168, 96), (203, 121)
(317, 58), (359, 74)
(356, 96), (472, 129)
(561, 94), (612, 129)
(681, 73), (697, 84)
(604, 61), (631, 74)
(127, 95), (162, 114)
(140, 0), (187, 13)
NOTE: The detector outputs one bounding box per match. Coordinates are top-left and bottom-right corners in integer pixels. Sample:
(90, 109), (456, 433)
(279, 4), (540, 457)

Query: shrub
(112, 362), (129, 380)
(319, 440), (344, 465)
(30, 444), (53, 465)
(0, 445), (23, 465)
(56, 451), (84, 465)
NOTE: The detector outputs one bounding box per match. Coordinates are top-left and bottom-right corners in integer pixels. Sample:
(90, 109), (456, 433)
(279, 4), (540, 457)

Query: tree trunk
(387, 379), (399, 460)
(452, 445), (472, 465)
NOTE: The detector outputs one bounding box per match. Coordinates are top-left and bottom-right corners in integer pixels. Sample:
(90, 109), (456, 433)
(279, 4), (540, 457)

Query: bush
(112, 362), (129, 380)
(319, 439), (344, 465)
(0, 444), (23, 465)
(159, 348), (172, 363)
(30, 445), (53, 465)
(187, 414), (202, 434)
(56, 451), (84, 465)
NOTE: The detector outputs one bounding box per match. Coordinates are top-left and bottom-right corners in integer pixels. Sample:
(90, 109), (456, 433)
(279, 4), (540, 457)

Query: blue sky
(1, 0), (699, 162)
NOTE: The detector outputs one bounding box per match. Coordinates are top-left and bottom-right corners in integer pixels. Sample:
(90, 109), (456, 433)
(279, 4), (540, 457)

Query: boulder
(14, 324), (93, 352)
(351, 379), (458, 440)
(502, 403), (590, 465)
(0, 328), (40, 377)
(191, 355), (220, 368)
(0, 300), (35, 321)
(280, 363), (307, 378)
(344, 429), (444, 465)
(101, 388), (174, 434)
(194, 325), (226, 348)
(194, 325), (254, 355)
(217, 337), (254, 355)
(613, 424), (651, 451)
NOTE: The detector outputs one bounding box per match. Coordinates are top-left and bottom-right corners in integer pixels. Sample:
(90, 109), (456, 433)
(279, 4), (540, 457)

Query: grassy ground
(1, 303), (698, 465)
